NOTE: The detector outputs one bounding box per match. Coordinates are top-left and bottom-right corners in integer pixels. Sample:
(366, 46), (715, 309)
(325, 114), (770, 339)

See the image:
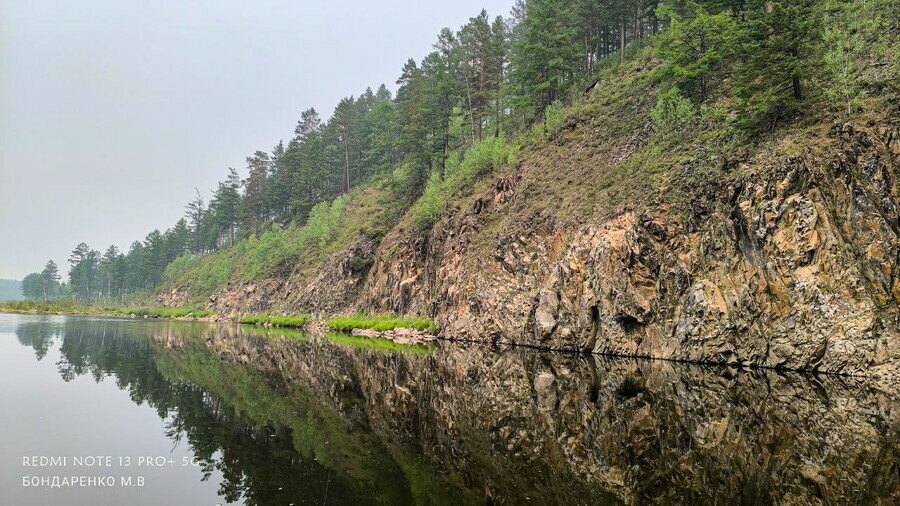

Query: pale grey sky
(0, 0), (513, 280)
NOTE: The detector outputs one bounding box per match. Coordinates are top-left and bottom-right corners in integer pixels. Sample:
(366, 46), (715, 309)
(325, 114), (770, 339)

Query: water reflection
(9, 315), (900, 504)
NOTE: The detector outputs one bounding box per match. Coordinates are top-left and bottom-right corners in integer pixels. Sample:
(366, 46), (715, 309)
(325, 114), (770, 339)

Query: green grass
(326, 314), (439, 334)
(0, 301), (213, 320)
(236, 313), (310, 328)
(0, 300), (101, 314)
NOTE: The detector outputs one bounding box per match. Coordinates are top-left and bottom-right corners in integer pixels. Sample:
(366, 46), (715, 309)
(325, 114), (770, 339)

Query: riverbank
(0, 301), (214, 320)
(0, 301), (439, 345)
(3, 302), (898, 389)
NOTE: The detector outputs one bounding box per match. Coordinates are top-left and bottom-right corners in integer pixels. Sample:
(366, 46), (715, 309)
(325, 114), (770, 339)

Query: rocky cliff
(362, 121), (900, 380)
(157, 62), (900, 381)
(180, 115), (899, 381)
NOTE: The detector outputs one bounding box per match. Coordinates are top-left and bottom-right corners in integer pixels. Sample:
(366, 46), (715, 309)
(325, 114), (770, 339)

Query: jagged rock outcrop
(360, 122), (899, 380)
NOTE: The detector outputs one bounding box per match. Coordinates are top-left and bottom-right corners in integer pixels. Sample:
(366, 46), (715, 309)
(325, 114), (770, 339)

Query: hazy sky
(0, 0), (513, 280)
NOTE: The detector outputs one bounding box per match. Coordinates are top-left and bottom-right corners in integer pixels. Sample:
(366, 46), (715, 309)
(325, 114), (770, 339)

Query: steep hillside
(159, 35), (899, 379)
(355, 51), (899, 379)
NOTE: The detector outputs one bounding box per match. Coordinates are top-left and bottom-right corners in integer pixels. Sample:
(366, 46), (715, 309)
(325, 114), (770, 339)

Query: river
(0, 313), (896, 504)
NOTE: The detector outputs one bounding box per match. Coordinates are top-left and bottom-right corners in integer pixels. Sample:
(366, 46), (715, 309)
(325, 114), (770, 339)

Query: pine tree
(40, 260), (60, 302)
(242, 151), (271, 235)
(99, 246), (120, 301)
(68, 243), (99, 302)
(396, 58), (431, 194)
(143, 230), (165, 287)
(458, 10), (494, 142)
(124, 241), (145, 293)
(509, 0), (580, 116)
(331, 97), (358, 194)
(185, 189), (206, 254)
(735, 0), (818, 129)
(209, 169), (242, 247)
(656, 1), (738, 104)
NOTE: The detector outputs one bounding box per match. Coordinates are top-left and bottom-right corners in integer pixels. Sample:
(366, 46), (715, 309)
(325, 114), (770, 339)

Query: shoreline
(1, 307), (895, 386)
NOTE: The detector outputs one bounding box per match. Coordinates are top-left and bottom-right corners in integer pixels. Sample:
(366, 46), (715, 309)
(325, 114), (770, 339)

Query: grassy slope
(161, 183), (393, 304)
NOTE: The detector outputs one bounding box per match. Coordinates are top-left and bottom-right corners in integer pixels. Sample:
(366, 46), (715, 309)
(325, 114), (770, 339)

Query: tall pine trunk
(344, 141), (351, 193)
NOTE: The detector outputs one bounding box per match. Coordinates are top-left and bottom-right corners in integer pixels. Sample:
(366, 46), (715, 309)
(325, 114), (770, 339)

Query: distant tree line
(20, 0), (894, 304)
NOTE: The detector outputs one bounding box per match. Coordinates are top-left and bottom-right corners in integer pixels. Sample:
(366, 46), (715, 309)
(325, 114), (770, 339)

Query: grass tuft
(326, 314), (439, 334)
(237, 313), (310, 328)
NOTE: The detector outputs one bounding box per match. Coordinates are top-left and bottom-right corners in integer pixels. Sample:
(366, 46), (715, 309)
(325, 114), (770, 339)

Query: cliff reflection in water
(14, 317), (900, 505)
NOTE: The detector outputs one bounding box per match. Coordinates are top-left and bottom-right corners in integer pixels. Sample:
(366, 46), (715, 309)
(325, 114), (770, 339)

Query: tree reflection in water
(13, 316), (900, 505)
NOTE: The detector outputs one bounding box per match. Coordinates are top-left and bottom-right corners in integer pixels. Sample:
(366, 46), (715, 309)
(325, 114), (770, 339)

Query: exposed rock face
(360, 122), (899, 380)
(178, 233), (378, 318)
(155, 287), (192, 308)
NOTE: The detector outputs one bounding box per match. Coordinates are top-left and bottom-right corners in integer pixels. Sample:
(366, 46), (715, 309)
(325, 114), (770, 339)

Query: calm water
(0, 313), (897, 505)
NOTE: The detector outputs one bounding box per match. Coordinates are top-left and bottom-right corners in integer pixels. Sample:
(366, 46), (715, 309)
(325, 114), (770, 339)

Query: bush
(299, 196), (350, 249)
(543, 100), (566, 139)
(162, 250), (235, 296)
(413, 171), (446, 227)
(348, 255), (374, 274)
(163, 255), (201, 282)
(651, 86), (695, 138)
(410, 135), (518, 227)
(450, 135), (518, 184)
(243, 225), (294, 279)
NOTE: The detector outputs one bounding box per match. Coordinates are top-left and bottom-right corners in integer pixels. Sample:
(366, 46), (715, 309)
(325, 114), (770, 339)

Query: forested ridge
(18, 0), (900, 305)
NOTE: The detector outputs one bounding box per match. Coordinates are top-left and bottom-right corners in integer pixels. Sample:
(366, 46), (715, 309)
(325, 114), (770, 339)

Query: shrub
(822, 24), (863, 117)
(651, 86), (695, 138)
(299, 196), (350, 249)
(163, 255), (201, 282)
(413, 171), (446, 227)
(348, 255), (374, 274)
(543, 100), (566, 139)
(449, 135), (518, 184)
(244, 225), (293, 279)
(410, 135), (518, 227)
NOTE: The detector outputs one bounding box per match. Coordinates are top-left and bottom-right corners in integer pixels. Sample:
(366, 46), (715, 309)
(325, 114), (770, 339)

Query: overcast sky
(0, 0), (513, 280)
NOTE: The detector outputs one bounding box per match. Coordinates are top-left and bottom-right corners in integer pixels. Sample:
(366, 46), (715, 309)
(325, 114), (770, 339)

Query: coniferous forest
(17, 0), (900, 304)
